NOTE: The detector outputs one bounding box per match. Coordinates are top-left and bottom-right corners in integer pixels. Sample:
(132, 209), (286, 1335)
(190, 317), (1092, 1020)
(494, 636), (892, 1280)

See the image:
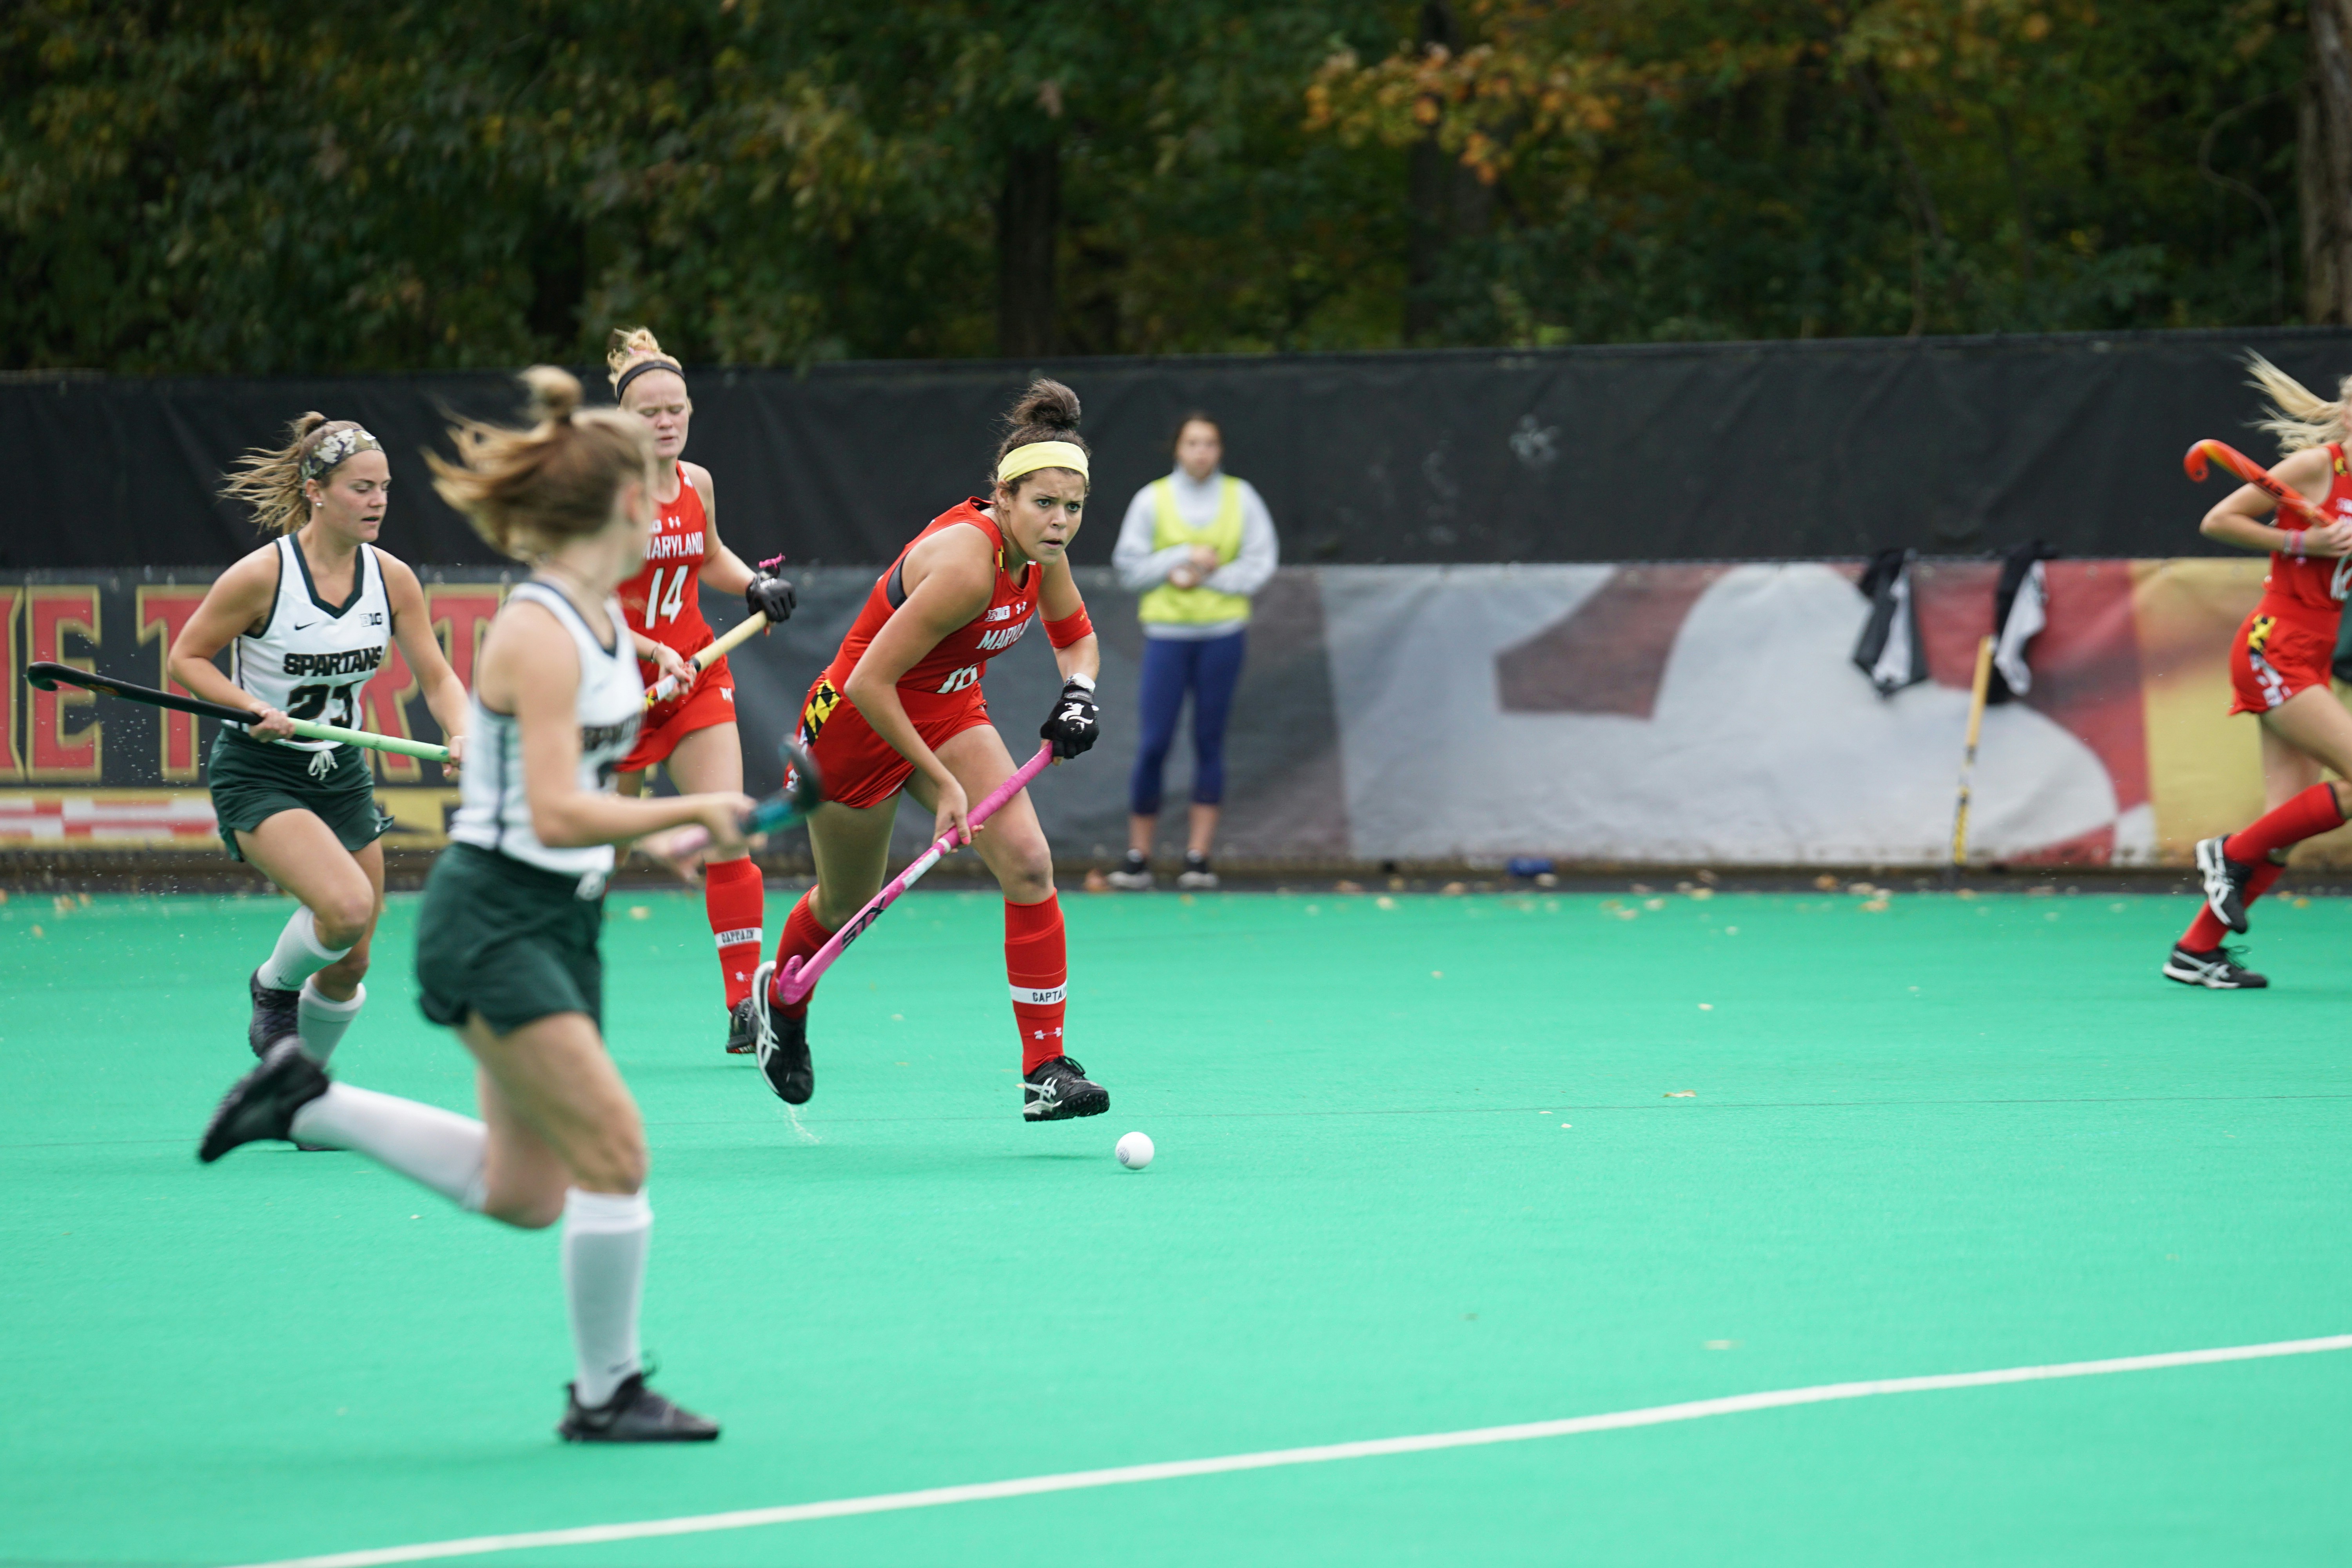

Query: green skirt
(415, 843), (606, 1034)
(207, 729), (392, 863)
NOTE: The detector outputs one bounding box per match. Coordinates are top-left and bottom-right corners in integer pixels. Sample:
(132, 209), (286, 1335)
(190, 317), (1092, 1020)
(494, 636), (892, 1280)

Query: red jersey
(2258, 443), (2352, 627)
(617, 465), (715, 656)
(823, 499), (1038, 719)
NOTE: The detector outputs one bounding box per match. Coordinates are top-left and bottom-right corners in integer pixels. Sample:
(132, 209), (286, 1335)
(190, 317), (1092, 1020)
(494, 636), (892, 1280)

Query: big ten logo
(937, 664), (981, 694)
(136, 586), (212, 780)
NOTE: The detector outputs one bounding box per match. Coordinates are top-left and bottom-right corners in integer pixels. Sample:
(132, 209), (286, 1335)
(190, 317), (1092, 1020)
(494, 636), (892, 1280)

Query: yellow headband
(997, 440), (1090, 486)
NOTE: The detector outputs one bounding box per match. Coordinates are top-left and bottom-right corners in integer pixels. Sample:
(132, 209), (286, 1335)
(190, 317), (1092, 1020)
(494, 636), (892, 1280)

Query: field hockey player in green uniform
(170, 414), (470, 1066)
(198, 368), (755, 1442)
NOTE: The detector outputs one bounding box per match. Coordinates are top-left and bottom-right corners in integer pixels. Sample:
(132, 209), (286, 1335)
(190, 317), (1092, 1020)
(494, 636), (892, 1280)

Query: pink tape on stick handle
(773, 743), (1055, 1007)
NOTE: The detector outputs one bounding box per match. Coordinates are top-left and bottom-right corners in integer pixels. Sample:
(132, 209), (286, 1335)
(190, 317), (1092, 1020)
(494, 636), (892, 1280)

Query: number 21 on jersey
(643, 566), (691, 626)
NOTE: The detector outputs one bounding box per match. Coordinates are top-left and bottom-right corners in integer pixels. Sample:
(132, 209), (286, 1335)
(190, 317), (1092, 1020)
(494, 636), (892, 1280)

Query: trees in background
(0, 0), (2325, 371)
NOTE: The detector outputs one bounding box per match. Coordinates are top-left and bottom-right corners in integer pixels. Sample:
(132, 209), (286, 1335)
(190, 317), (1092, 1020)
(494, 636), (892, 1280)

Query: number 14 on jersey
(644, 566), (691, 626)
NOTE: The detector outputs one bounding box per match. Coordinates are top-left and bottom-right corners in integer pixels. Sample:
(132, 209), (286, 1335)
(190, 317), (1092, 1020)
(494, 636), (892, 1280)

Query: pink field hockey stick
(771, 742), (1055, 1007)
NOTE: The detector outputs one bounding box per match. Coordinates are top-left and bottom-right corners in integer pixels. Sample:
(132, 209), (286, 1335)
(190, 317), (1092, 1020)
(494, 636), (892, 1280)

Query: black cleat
(199, 1038), (330, 1162)
(724, 995), (757, 1056)
(557, 1372), (720, 1443)
(747, 960), (813, 1103)
(2193, 835), (2257, 935)
(2163, 944), (2269, 989)
(1023, 1055), (1109, 1121)
(248, 969), (301, 1058)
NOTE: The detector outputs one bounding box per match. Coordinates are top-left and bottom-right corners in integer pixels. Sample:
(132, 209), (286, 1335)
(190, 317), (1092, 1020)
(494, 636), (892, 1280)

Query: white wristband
(1065, 672), (1096, 693)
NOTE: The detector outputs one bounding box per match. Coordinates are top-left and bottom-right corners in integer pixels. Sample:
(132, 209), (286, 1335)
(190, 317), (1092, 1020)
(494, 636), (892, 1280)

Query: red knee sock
(768, 890), (834, 1018)
(2223, 784), (2345, 864)
(704, 857), (766, 1011)
(2181, 858), (2288, 950)
(1005, 894), (1068, 1074)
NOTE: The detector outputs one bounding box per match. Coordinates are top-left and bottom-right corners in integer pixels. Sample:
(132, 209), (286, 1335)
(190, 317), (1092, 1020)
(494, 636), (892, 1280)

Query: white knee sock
(289, 1085), (487, 1210)
(296, 980), (365, 1065)
(563, 1188), (652, 1407)
(256, 907), (351, 993)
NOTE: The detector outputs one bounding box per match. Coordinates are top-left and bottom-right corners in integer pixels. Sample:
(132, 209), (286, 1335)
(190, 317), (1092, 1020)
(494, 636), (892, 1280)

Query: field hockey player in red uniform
(606, 328), (799, 1053)
(744, 378), (1109, 1120)
(2166, 356), (2352, 989)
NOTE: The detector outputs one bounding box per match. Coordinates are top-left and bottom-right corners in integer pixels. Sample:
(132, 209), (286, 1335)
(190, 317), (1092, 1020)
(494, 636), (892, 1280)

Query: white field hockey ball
(1115, 1131), (1154, 1170)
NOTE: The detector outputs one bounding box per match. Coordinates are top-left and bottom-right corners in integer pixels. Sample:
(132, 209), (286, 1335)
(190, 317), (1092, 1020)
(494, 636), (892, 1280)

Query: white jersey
(448, 581), (642, 889)
(232, 535), (392, 751)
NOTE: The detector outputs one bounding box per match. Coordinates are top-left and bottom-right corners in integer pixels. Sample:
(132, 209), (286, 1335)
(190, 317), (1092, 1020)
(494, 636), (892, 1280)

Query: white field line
(228, 1334), (2352, 1568)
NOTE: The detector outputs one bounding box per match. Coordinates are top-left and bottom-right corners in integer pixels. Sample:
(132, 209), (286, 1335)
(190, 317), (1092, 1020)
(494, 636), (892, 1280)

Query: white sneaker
(1105, 868), (1155, 891)
(1176, 868), (1220, 890)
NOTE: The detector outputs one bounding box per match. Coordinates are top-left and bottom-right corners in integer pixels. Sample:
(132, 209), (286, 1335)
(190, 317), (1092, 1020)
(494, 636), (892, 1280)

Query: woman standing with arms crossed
(743, 379), (1109, 1120)
(169, 417), (469, 1065)
(199, 368), (753, 1441)
(605, 328), (798, 1056)
(2167, 356), (2352, 989)
(1105, 412), (1277, 890)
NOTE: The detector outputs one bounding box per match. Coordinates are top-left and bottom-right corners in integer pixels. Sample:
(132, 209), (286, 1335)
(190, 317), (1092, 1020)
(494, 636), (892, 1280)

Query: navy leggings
(1130, 630), (1247, 815)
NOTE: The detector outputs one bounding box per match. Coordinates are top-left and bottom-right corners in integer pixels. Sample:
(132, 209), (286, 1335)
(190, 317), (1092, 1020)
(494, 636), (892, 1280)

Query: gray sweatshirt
(1110, 468), (1280, 640)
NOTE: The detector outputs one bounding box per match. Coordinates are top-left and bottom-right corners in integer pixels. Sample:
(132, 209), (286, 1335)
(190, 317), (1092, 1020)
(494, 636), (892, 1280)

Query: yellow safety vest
(1138, 476), (1252, 628)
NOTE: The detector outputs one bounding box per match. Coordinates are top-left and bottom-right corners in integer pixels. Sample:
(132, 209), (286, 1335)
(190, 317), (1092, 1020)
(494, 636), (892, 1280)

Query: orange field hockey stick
(2183, 438), (2328, 527)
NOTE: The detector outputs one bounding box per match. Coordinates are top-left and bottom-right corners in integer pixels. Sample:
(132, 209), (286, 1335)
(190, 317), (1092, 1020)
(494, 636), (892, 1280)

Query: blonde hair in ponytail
(220, 413), (377, 536)
(2246, 352), (2352, 453)
(606, 325), (687, 407)
(429, 367), (657, 560)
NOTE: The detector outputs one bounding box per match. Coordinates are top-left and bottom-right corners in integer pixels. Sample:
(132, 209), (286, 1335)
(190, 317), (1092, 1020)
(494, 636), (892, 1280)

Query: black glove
(745, 571), (797, 623)
(1040, 676), (1100, 760)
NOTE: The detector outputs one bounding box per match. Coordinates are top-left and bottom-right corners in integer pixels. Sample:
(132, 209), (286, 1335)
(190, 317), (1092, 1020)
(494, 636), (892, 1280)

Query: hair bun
(1007, 377), (1081, 433)
(523, 365), (584, 423)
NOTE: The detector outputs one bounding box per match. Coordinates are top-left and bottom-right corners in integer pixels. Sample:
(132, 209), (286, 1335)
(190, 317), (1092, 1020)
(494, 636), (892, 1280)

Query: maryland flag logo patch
(801, 676), (842, 743)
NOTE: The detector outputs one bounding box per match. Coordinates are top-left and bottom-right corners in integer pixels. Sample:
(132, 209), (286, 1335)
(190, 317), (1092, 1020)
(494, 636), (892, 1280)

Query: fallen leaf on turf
(1441, 881), (1467, 896)
(1698, 1003), (1713, 1010)
(1705, 1339), (1739, 1350)
(1690, 886), (1714, 900)
(1666, 1090), (1696, 1098)
(628, 906), (650, 920)
(1814, 874), (1839, 891)
(1336, 880), (1364, 894)
(1862, 898), (1890, 913)
(1376, 895), (1397, 909)
(1431, 969), (1443, 978)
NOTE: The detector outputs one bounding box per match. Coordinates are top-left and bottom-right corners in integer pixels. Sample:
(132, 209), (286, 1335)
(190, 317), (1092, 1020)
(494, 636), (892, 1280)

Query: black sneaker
(2163, 944), (2269, 989)
(1023, 1055), (1109, 1121)
(724, 996), (756, 1056)
(2193, 835), (2257, 934)
(248, 969), (301, 1058)
(747, 959), (813, 1103)
(557, 1371), (720, 1443)
(199, 1038), (330, 1162)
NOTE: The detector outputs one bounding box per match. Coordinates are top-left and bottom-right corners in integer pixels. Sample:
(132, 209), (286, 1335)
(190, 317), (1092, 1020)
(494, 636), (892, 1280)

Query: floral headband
(303, 425), (383, 482)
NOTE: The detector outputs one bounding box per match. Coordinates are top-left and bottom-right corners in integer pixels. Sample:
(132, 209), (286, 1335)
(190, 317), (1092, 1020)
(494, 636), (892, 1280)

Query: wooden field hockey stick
(772, 742), (1055, 1007)
(2183, 439), (2328, 526)
(24, 661), (451, 763)
(643, 610), (769, 709)
(1946, 635), (1995, 886)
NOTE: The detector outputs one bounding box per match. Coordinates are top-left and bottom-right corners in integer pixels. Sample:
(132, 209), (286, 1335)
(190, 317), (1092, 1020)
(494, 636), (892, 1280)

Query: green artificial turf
(0, 884), (2346, 1566)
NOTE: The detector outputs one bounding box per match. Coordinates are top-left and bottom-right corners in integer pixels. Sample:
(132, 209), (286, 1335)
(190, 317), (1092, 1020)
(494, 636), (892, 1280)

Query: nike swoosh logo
(291, 620), (321, 631)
